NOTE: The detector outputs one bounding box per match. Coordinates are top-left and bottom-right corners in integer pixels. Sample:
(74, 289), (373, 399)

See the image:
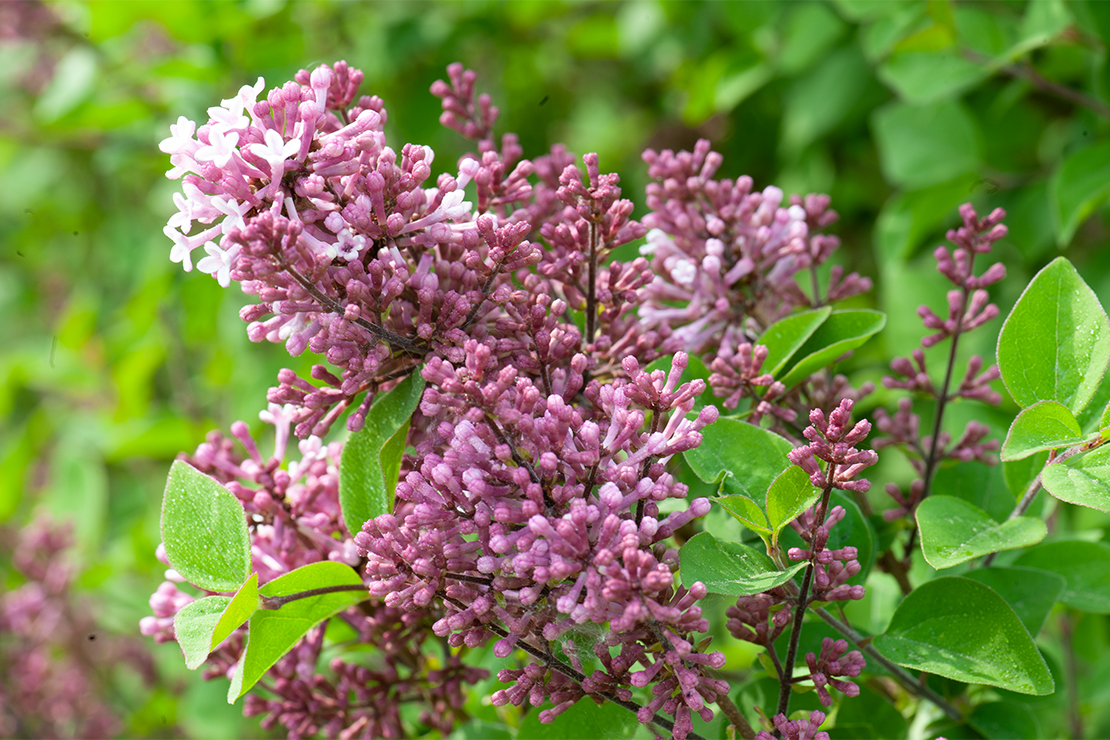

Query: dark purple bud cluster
(755, 710), (830, 740)
(804, 637), (866, 707)
(787, 506), (865, 602)
(788, 399), (878, 493)
(708, 342), (795, 423)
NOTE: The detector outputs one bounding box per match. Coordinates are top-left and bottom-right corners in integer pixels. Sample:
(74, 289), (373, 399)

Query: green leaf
(1100, 400), (1110, 435)
(1041, 444), (1110, 513)
(874, 576), (1054, 695)
(174, 596), (232, 670)
(1001, 400), (1084, 461)
(683, 418), (793, 500)
(1013, 540), (1110, 613)
(713, 495), (773, 542)
(679, 532), (806, 596)
(1003, 452), (1048, 500)
(1049, 142), (1110, 246)
(968, 702), (1041, 740)
(877, 49), (989, 104)
(781, 47), (870, 154)
(517, 696), (637, 740)
(916, 496), (1046, 569)
(227, 562), (366, 702)
(778, 309), (886, 387)
(825, 684), (908, 740)
(161, 460), (252, 592)
(339, 371), (425, 537)
(872, 100), (980, 189)
(211, 573), (259, 652)
(997, 257), (1110, 415)
(962, 567), (1065, 637)
(755, 307), (831, 376)
(765, 465), (821, 546)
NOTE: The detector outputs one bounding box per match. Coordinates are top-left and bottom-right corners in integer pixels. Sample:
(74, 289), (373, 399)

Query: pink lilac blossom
(755, 710), (830, 740)
(804, 638), (865, 707)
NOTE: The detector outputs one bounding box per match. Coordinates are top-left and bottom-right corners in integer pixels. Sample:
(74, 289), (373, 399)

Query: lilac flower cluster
(755, 710), (830, 740)
(874, 204), (1008, 521)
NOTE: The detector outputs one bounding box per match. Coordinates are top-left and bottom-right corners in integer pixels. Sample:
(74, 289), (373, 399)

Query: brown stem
(716, 693), (756, 740)
(963, 47), (1110, 121)
(585, 221), (599, 344)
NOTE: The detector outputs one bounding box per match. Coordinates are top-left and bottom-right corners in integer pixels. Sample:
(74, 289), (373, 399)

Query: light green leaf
(713, 495), (773, 542)
(211, 573), (259, 652)
(765, 465), (821, 546)
(878, 49), (989, 104)
(997, 257), (1110, 415)
(161, 460), (251, 593)
(339, 371), (425, 537)
(228, 562), (366, 702)
(683, 418), (793, 501)
(174, 596), (232, 670)
(778, 309), (886, 387)
(1048, 141), (1110, 246)
(874, 577), (1054, 695)
(1041, 444), (1110, 513)
(679, 532), (806, 596)
(916, 496), (1046, 569)
(872, 100), (980, 189)
(756, 307), (831, 376)
(1001, 400), (1084, 461)
(1101, 400), (1110, 436)
(962, 566), (1065, 637)
(1013, 540), (1110, 613)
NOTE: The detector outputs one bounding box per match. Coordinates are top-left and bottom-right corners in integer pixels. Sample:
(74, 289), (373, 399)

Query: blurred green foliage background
(4, 0), (1110, 737)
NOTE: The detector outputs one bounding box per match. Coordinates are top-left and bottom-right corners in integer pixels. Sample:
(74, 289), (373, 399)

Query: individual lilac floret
(787, 399), (878, 493)
(804, 637), (866, 707)
(755, 711), (829, 740)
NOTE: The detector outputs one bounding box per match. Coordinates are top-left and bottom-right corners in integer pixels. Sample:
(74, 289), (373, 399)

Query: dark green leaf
(872, 100), (980, 189)
(679, 532), (806, 596)
(1049, 141), (1110, 246)
(916, 496), (1046, 569)
(755, 307), (831, 376)
(227, 562), (366, 701)
(778, 309), (886, 387)
(1013, 540), (1110, 613)
(997, 257), (1110, 415)
(211, 573), (259, 652)
(1041, 445), (1110, 513)
(339, 371), (425, 537)
(1000, 400), (1084, 461)
(968, 701), (1040, 740)
(825, 684), (908, 740)
(962, 567), (1065, 636)
(874, 576), (1054, 695)
(174, 596), (232, 671)
(765, 465), (821, 544)
(1003, 452), (1048, 500)
(161, 460), (251, 592)
(683, 418), (793, 500)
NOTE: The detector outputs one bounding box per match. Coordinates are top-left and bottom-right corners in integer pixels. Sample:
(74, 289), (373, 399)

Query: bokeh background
(4, 0), (1110, 737)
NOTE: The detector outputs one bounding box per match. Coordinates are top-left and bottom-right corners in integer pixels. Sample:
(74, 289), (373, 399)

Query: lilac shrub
(143, 59), (992, 740)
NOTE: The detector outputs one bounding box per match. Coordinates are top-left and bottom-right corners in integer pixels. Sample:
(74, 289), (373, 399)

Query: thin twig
(260, 584), (369, 610)
(716, 693), (756, 740)
(963, 47), (1110, 121)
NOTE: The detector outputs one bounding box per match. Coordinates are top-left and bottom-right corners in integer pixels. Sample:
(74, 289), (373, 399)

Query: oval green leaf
(174, 595), (231, 670)
(1048, 140), (1110, 247)
(765, 465), (821, 542)
(916, 496), (1046, 569)
(997, 257), (1110, 415)
(874, 576), (1054, 695)
(211, 573), (259, 652)
(778, 309), (886, 387)
(756, 306), (832, 376)
(713, 495), (772, 539)
(227, 561), (366, 701)
(161, 460), (252, 592)
(1000, 400), (1084, 461)
(962, 566), (1065, 637)
(1041, 444), (1110, 513)
(683, 417), (793, 501)
(1013, 540), (1110, 613)
(339, 371), (425, 537)
(679, 532), (806, 596)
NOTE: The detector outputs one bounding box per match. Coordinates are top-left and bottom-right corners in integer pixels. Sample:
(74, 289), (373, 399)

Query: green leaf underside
(778, 309), (886, 387)
(174, 596), (232, 670)
(997, 257), (1110, 415)
(874, 576), (1054, 695)
(968, 702), (1040, 740)
(915, 496), (1046, 569)
(962, 567), (1065, 637)
(339, 371), (425, 538)
(765, 465), (821, 540)
(1000, 400), (1084, 461)
(683, 418), (793, 501)
(1041, 445), (1110, 513)
(1013, 540), (1110, 613)
(228, 562), (366, 702)
(161, 460), (252, 592)
(713, 495), (772, 537)
(211, 573), (260, 652)
(756, 307), (832, 377)
(679, 532), (806, 596)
